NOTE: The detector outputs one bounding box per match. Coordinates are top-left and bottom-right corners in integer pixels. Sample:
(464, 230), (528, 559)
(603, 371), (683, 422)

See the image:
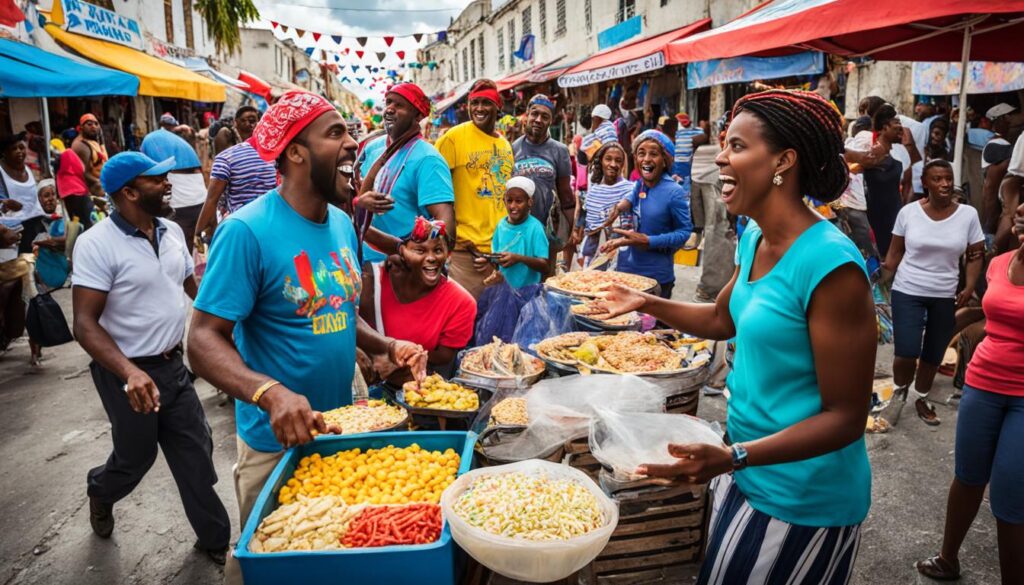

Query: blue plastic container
(235, 431), (477, 585)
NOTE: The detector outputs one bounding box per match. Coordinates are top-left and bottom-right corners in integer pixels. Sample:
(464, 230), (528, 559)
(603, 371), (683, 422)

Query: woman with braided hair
(596, 90), (876, 583)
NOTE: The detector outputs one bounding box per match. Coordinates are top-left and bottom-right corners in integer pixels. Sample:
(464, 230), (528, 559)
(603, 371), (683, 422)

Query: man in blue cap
(71, 151), (230, 564)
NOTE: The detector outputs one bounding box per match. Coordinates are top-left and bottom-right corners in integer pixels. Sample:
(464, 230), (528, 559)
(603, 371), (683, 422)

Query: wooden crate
(585, 485), (710, 585)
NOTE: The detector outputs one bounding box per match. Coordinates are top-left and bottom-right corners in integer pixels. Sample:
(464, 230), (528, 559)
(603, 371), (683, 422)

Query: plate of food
(459, 338), (546, 386)
(318, 400), (409, 435)
(395, 374), (485, 419)
(545, 270), (658, 298)
(570, 301), (641, 330)
(534, 332), (592, 367)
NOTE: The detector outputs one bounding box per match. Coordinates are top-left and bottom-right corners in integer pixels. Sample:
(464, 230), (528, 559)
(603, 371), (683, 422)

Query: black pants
(63, 195), (94, 230)
(87, 354), (230, 549)
(171, 203), (203, 254)
(16, 216), (46, 255)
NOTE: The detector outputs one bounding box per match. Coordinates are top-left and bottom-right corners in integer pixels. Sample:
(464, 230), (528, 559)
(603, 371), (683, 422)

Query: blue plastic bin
(235, 431), (477, 585)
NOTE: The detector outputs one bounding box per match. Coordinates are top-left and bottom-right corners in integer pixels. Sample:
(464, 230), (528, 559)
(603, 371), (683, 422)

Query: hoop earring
(772, 173), (783, 186)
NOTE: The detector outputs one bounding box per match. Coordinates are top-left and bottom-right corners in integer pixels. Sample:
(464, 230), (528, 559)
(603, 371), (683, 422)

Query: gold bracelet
(251, 379), (281, 407)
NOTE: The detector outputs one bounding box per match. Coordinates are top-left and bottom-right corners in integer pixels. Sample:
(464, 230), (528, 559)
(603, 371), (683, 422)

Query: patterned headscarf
(251, 90), (336, 162)
(632, 129), (675, 164)
(402, 216), (447, 244)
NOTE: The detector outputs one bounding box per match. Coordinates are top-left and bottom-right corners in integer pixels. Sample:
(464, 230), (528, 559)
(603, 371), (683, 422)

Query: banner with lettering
(686, 51), (823, 89)
(558, 52), (665, 88)
(61, 0), (143, 50)
(912, 61), (1024, 95)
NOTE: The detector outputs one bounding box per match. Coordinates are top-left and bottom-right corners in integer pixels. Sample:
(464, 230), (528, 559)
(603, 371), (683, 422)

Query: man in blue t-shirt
(187, 91), (427, 585)
(355, 83), (454, 262)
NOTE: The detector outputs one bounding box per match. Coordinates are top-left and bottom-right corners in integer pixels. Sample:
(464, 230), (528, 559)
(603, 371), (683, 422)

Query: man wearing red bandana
(355, 82), (455, 263)
(186, 90), (428, 584)
(434, 79), (514, 298)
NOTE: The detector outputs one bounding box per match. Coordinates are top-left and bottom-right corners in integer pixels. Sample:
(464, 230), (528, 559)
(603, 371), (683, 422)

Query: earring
(772, 173), (783, 186)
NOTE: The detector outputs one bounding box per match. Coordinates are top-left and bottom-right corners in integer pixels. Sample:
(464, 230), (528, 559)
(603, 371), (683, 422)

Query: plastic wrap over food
(479, 375), (665, 462)
(590, 409), (724, 480)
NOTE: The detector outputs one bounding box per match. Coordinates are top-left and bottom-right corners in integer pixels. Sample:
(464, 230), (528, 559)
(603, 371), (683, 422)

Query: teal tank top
(727, 220), (871, 527)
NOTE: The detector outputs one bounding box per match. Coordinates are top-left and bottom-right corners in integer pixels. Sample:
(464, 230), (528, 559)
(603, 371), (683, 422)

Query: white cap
(592, 104), (613, 120)
(505, 176), (536, 198)
(986, 103), (1016, 120)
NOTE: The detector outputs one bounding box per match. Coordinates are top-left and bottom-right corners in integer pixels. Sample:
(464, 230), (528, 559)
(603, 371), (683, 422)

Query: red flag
(383, 36), (395, 47)
(396, 51), (405, 60)
(356, 50), (364, 59)
(312, 32), (321, 42)
(270, 21), (278, 30)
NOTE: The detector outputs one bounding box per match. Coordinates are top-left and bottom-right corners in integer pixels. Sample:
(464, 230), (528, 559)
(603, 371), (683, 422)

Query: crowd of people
(0, 76), (1022, 584)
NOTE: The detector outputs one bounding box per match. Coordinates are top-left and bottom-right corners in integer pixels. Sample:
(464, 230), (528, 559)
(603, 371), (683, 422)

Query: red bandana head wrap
(252, 90), (336, 162)
(77, 113), (99, 133)
(468, 87), (501, 108)
(403, 216), (447, 243)
(387, 82), (431, 118)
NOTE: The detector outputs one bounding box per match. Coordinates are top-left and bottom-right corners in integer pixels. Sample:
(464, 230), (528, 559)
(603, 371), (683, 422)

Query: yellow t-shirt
(434, 122), (514, 252)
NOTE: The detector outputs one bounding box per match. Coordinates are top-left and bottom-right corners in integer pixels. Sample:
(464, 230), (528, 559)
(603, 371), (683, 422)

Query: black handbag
(25, 292), (73, 347)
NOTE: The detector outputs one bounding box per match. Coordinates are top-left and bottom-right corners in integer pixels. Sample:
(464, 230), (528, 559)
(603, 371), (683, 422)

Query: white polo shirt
(72, 212), (194, 358)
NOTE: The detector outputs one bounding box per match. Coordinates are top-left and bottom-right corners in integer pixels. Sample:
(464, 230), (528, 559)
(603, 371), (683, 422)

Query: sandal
(916, 554), (960, 581)
(915, 398), (941, 426)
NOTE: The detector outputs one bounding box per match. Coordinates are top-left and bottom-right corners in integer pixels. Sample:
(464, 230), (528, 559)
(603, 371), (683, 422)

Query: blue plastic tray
(235, 431), (477, 585)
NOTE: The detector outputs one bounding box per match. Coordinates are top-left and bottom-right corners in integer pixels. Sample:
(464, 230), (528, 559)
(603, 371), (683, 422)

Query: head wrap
(469, 86), (501, 107)
(528, 94), (555, 113)
(37, 178), (56, 195)
(387, 82), (431, 118)
(675, 113), (691, 127)
(403, 216), (447, 243)
(79, 113), (98, 126)
(506, 176), (536, 198)
(632, 129), (675, 163)
(251, 90), (336, 162)
(591, 104), (613, 121)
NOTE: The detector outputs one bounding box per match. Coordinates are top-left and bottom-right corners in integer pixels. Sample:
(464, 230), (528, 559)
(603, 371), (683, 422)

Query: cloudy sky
(252, 0), (474, 100)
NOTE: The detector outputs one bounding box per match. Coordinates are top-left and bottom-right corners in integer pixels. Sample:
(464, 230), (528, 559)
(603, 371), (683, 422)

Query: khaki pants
(223, 436), (284, 585)
(448, 249), (488, 300)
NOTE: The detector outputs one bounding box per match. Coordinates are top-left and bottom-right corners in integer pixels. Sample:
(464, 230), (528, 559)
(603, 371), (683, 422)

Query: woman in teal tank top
(597, 90), (877, 585)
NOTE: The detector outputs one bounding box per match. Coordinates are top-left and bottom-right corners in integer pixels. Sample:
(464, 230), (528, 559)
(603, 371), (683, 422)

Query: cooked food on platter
(545, 270), (657, 297)
(570, 301), (639, 327)
(461, 338), (546, 378)
(535, 332), (593, 364)
(535, 332), (712, 374)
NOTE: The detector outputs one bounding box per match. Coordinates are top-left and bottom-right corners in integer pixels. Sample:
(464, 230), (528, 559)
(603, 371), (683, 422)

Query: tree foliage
(195, 0), (260, 56)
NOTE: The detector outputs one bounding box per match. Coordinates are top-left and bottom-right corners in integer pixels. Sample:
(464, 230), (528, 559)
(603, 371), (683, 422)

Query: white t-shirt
(899, 115), (929, 194)
(892, 202), (984, 298)
(167, 171), (208, 208)
(1, 165), (45, 221)
(71, 215), (194, 358)
(1009, 133), (1024, 178)
(841, 134), (869, 211)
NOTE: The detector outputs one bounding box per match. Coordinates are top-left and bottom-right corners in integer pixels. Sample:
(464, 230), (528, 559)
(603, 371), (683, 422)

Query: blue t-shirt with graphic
(194, 190), (361, 452)
(491, 215), (548, 288)
(359, 136), (454, 262)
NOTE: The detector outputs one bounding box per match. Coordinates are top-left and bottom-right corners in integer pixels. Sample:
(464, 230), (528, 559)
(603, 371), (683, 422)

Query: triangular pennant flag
(376, 52), (386, 63)
(396, 51), (405, 60)
(334, 54), (340, 62)
(281, 25), (289, 33)
(304, 47), (314, 56)
(437, 31), (447, 42)
(341, 77), (350, 83)
(332, 35), (342, 45)
(356, 50), (365, 59)
(428, 62), (437, 71)
(312, 32), (321, 42)
(356, 77), (365, 84)
(413, 33), (423, 42)
(343, 48), (350, 55)
(357, 37), (368, 47)
(270, 21), (278, 29)
(383, 36), (395, 47)
(295, 29), (305, 38)
(351, 64), (359, 72)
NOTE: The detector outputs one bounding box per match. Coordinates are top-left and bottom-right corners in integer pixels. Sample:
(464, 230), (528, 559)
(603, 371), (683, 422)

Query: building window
(522, 6), (532, 36)
(507, 20), (515, 70)
(92, 0), (114, 9)
(163, 0), (174, 43)
(618, 0), (636, 23)
(660, 0), (670, 5)
(555, 0), (566, 37)
(182, 0), (194, 50)
(470, 38), (477, 78)
(497, 29), (505, 71)
(585, 0), (592, 33)
(462, 48), (469, 82)
(539, 0), (547, 43)
(478, 33), (485, 77)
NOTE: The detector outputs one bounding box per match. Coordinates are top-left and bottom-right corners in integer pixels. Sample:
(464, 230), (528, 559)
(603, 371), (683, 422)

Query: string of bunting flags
(269, 20), (447, 49)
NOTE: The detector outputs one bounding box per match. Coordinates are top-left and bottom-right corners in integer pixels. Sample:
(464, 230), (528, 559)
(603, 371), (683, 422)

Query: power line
(258, 2), (463, 13)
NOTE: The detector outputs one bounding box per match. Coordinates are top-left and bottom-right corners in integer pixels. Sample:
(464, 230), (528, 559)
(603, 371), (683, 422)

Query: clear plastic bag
(480, 375), (665, 462)
(441, 459), (619, 583)
(474, 283), (542, 344)
(590, 408), (724, 480)
(511, 290), (575, 352)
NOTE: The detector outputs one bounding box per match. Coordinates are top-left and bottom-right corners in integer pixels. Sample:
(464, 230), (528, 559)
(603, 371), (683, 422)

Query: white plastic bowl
(440, 459), (618, 583)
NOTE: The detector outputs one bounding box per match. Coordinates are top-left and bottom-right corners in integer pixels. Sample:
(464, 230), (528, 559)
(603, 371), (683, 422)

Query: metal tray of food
(317, 399), (411, 436)
(388, 384), (492, 420)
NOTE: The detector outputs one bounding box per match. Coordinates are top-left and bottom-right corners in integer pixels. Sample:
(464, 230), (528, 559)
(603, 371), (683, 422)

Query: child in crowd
(474, 176), (550, 288)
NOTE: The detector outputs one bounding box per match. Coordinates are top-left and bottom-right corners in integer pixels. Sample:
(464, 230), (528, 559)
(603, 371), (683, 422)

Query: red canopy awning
(496, 66), (541, 92)
(558, 18), (711, 88)
(238, 71), (271, 99)
(666, 0), (1024, 64)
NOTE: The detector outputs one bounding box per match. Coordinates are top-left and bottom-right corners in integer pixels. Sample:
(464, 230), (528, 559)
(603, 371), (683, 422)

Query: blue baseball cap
(100, 152), (176, 194)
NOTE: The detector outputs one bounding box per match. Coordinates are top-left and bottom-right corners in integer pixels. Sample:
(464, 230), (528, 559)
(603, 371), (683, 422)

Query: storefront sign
(686, 51), (823, 89)
(558, 52), (664, 88)
(61, 0), (142, 49)
(148, 34), (195, 66)
(598, 16), (642, 50)
(912, 61), (1024, 95)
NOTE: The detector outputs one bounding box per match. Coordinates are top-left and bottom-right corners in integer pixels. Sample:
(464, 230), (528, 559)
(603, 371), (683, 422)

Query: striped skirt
(698, 474), (862, 585)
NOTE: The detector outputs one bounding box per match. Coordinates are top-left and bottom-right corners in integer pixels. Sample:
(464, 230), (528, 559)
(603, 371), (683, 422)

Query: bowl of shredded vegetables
(440, 459), (618, 582)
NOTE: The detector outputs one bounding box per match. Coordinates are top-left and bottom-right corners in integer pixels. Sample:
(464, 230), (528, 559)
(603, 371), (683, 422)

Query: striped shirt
(580, 120), (619, 159)
(210, 141), (277, 212)
(584, 178), (633, 230)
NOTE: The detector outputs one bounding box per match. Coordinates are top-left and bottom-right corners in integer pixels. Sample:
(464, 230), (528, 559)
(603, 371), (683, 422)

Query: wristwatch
(730, 443), (749, 471)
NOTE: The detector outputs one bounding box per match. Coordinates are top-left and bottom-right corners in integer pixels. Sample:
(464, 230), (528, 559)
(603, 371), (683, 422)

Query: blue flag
(513, 34), (535, 62)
